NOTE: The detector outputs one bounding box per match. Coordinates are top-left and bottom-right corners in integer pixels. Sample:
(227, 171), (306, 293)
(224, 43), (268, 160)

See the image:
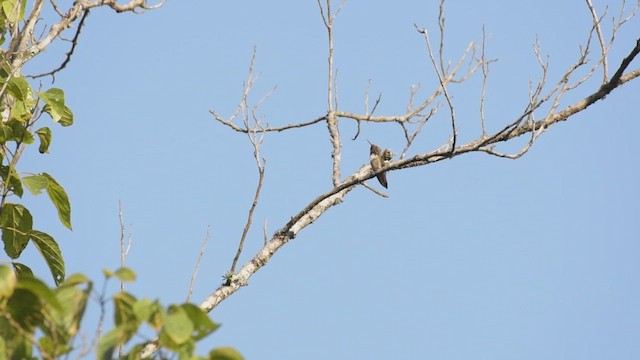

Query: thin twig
(479, 26), (489, 137)
(118, 200), (127, 291)
(585, 0), (608, 83)
(186, 226), (210, 302)
(228, 161), (265, 277)
(318, 0), (343, 187)
(144, 3), (640, 359)
(400, 106), (438, 159)
(227, 55), (269, 277)
(263, 219), (268, 245)
(29, 9), (90, 80)
(362, 181), (389, 198)
(212, 113), (326, 133)
(419, 25), (458, 154)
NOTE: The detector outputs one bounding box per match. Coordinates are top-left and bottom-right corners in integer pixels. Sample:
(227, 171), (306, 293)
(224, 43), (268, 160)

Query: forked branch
(142, 0), (640, 357)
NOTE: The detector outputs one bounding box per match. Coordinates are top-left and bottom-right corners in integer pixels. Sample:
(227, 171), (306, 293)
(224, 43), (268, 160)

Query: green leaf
(0, 62), (10, 79)
(29, 230), (65, 285)
(6, 168), (22, 198)
(58, 106), (73, 126)
(132, 298), (157, 322)
(15, 276), (62, 312)
(0, 265), (16, 299)
(0, 165), (24, 198)
(2, 119), (33, 144)
(182, 303), (220, 340)
(11, 262), (33, 279)
(11, 97), (37, 123)
(0, 203), (33, 258)
(6, 76), (30, 101)
(62, 273), (90, 286)
(113, 292), (137, 326)
(51, 276), (91, 339)
(209, 347), (245, 360)
(35, 127), (51, 154)
(42, 173), (72, 230)
(0, 123), (12, 142)
(97, 323), (139, 360)
(21, 174), (48, 195)
(162, 305), (193, 346)
(0, 336), (6, 360)
(39, 336), (72, 358)
(96, 328), (118, 360)
(6, 288), (44, 333)
(113, 267), (136, 282)
(1, 0), (26, 23)
(0, 312), (32, 359)
(39, 88), (73, 126)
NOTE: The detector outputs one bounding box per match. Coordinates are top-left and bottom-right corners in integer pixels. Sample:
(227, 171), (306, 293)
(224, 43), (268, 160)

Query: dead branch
(146, 1), (640, 358)
(118, 201), (133, 292)
(227, 160), (265, 280)
(479, 26), (494, 138)
(418, 25), (459, 153)
(400, 106), (438, 159)
(186, 226), (210, 302)
(317, 0), (345, 187)
(585, 0), (609, 83)
(200, 36), (640, 315)
(212, 113), (326, 133)
(28, 9), (91, 81)
(226, 53), (269, 281)
(8, 0), (165, 74)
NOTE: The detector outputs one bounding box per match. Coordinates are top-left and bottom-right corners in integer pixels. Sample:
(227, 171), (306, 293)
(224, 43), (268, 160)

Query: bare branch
(438, 0), (447, 75)
(351, 79), (372, 140)
(9, 0), (164, 72)
(227, 77), (269, 277)
(316, 0), (329, 28)
(263, 219), (268, 245)
(49, 0), (64, 16)
(118, 200), (132, 292)
(28, 9), (91, 81)
(317, 0), (343, 187)
(585, 0), (609, 83)
(362, 181), (389, 198)
(400, 106), (438, 159)
(144, 2), (640, 358)
(418, 25), (458, 153)
(186, 226), (210, 302)
(479, 26), (490, 137)
(212, 112), (326, 133)
(351, 82), (381, 141)
(226, 155), (266, 281)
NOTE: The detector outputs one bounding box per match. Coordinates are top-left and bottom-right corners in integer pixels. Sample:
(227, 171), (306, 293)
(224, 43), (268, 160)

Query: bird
(368, 141), (388, 188)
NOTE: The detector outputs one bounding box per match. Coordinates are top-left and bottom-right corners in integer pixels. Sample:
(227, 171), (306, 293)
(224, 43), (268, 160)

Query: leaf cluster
(0, 266), (244, 359)
(0, 266), (91, 358)
(0, 2), (74, 285)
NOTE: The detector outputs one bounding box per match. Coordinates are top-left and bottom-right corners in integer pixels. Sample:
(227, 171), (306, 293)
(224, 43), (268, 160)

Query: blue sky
(14, 0), (640, 358)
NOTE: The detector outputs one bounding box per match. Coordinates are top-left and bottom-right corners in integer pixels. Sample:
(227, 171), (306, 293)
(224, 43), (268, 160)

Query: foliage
(0, 265), (241, 359)
(0, 0), (73, 286)
(0, 1), (242, 358)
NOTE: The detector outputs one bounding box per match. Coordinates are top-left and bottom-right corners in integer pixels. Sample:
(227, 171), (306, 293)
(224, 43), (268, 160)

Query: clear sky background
(14, 0), (640, 359)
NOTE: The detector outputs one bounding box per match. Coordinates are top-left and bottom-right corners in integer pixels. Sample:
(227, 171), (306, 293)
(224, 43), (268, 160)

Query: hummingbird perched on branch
(368, 141), (388, 188)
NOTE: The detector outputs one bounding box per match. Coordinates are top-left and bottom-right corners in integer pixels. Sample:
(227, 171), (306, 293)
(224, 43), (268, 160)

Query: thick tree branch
(146, 2), (640, 358)
(197, 37), (640, 318)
